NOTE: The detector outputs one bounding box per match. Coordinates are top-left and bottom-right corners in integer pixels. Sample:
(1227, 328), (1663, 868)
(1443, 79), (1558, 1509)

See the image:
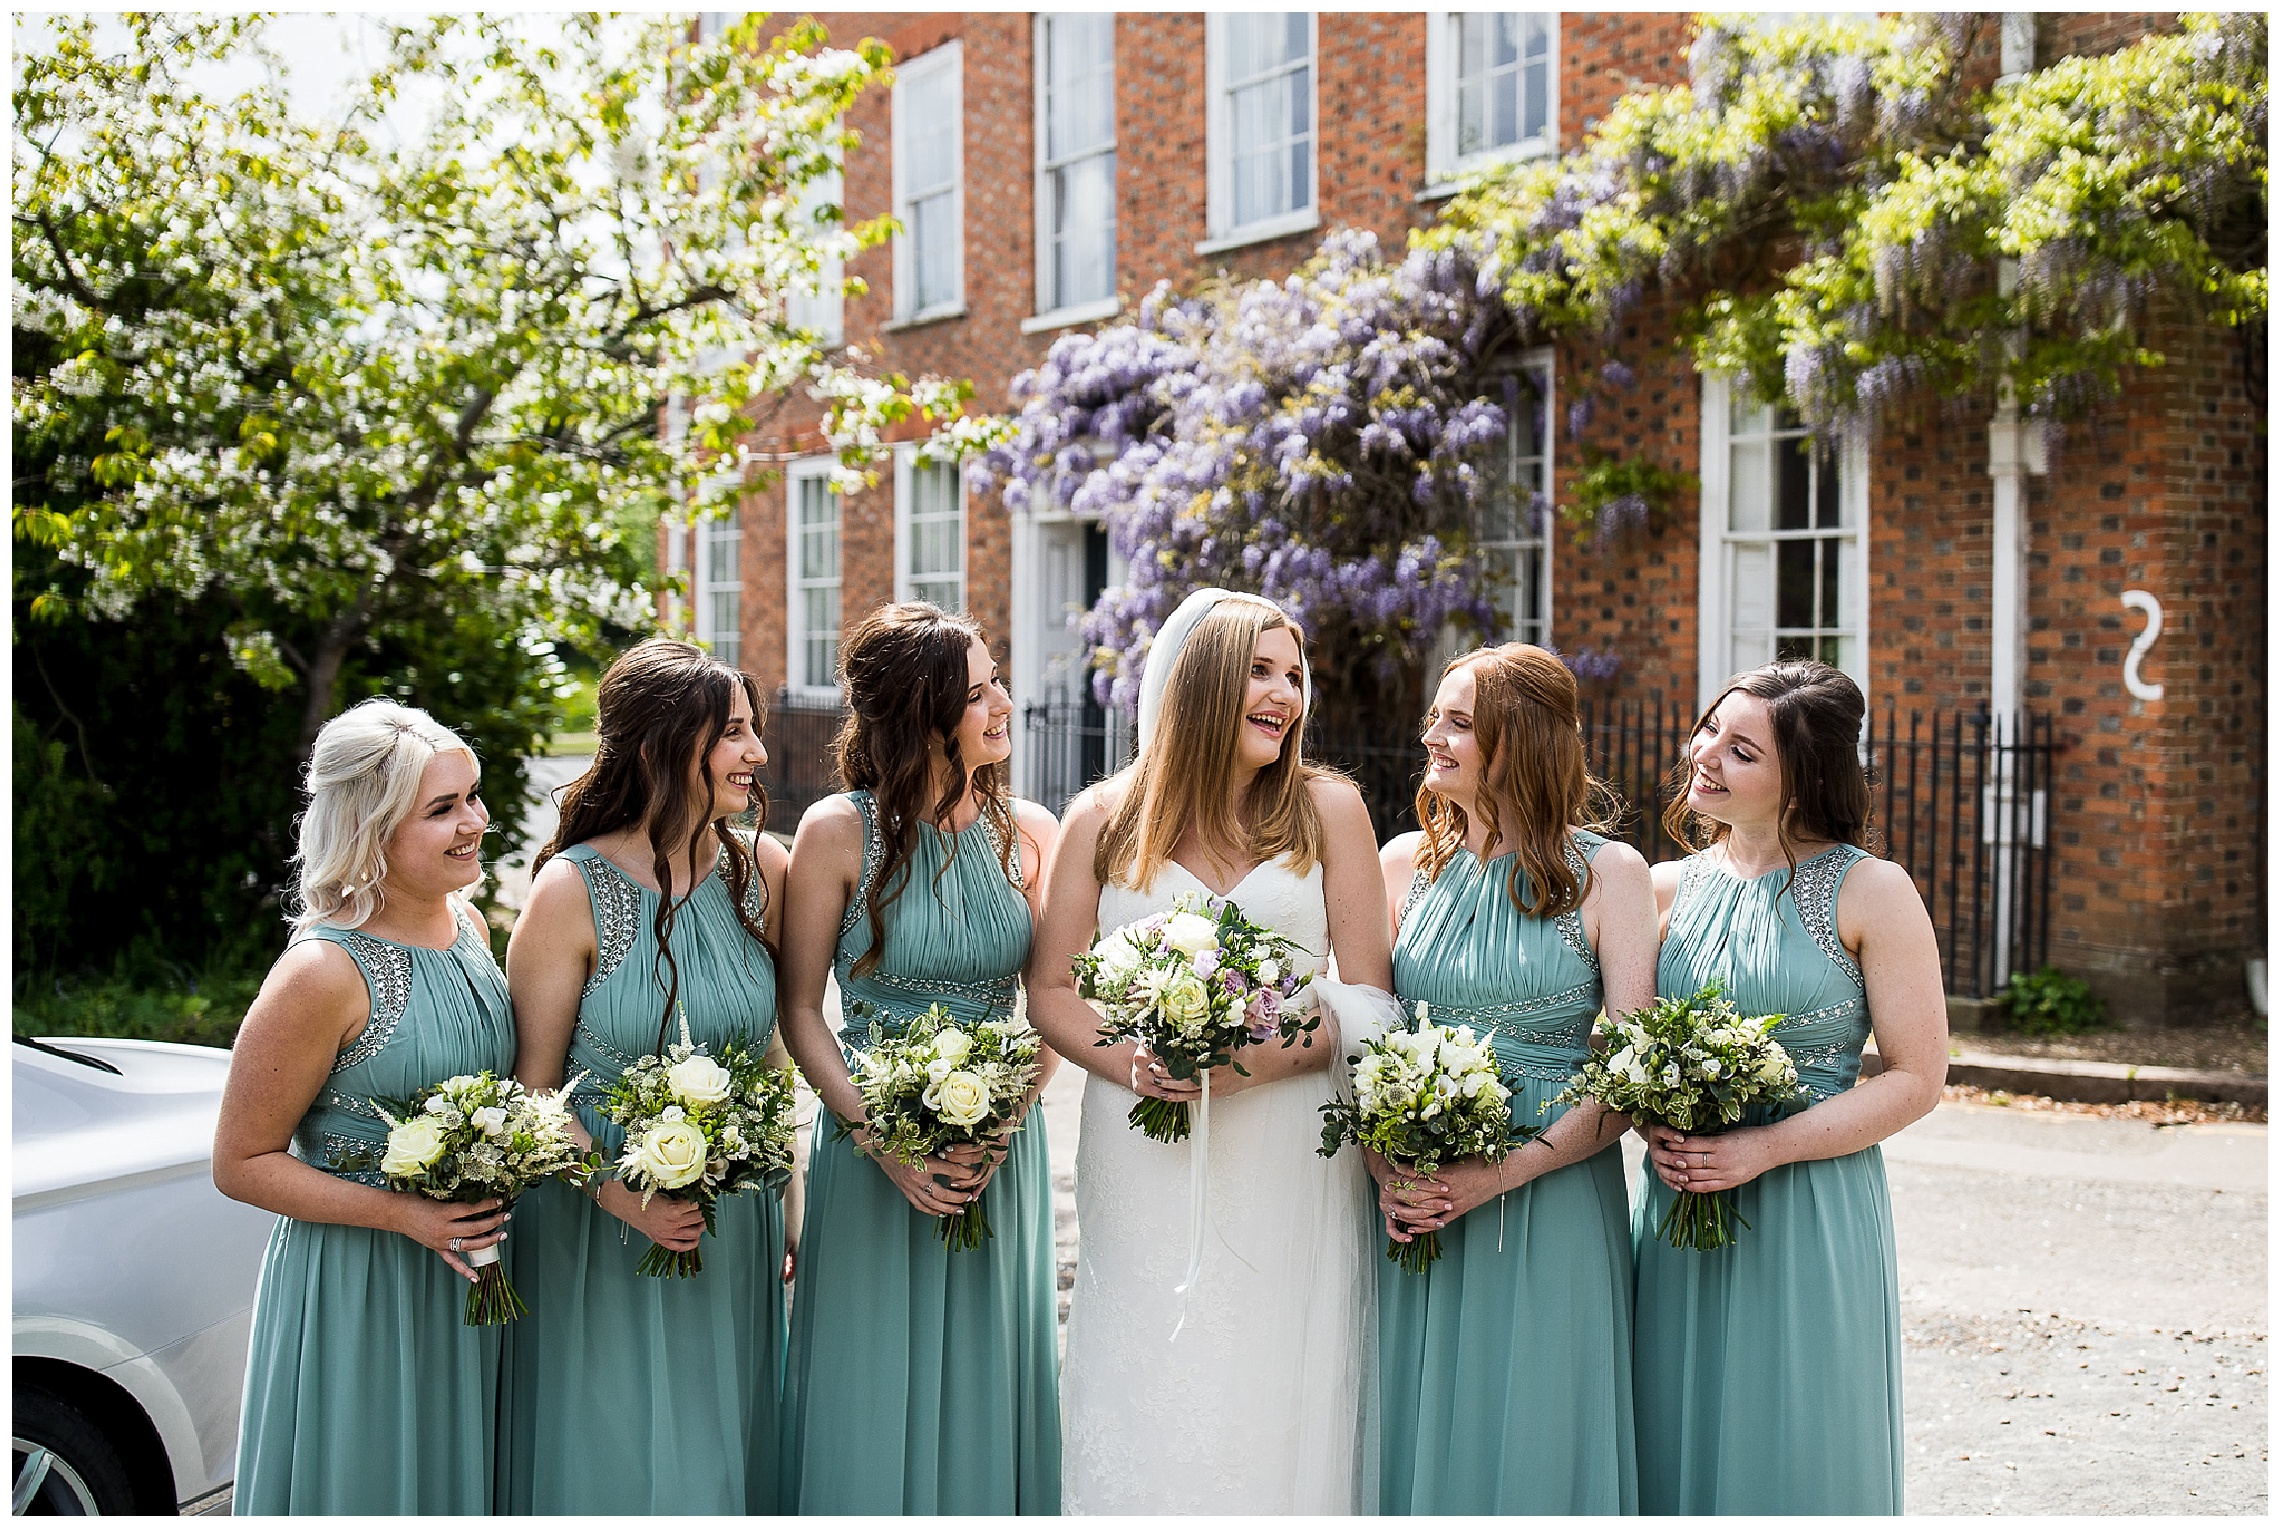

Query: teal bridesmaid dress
(1379, 833), (1638, 1515)
(498, 837), (787, 1514)
(1632, 843), (1904, 1514)
(233, 901), (515, 1515)
(781, 790), (1060, 1514)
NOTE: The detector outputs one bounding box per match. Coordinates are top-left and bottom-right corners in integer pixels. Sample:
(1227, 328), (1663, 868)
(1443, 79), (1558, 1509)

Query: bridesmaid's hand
(781, 1239), (798, 1285)
(1365, 1150), (1450, 1242)
(855, 1127), (986, 1217)
(394, 1196), (508, 1282)
(1647, 1125), (1773, 1194)
(596, 1179), (705, 1252)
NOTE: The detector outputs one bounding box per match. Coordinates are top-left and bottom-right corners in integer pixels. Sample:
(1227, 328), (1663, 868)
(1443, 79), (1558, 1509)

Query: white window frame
(1479, 350), (1555, 647)
(1696, 372), (1871, 709)
(1199, 13), (1320, 255)
(785, 457), (844, 700)
(894, 448), (967, 613)
(1030, 13), (1119, 331)
(786, 128), (845, 347)
(891, 42), (964, 324)
(1423, 12), (1558, 196)
(695, 510), (742, 668)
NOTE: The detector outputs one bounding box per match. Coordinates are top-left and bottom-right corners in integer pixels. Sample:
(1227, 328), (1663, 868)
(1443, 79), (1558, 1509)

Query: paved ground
(1037, 1072), (2267, 1516)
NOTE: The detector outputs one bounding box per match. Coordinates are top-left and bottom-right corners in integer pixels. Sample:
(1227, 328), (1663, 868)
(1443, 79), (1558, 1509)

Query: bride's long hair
(1093, 596), (1331, 891)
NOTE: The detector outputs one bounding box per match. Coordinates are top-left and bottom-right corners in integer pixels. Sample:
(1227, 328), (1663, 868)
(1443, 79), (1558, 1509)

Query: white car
(13, 1036), (274, 1514)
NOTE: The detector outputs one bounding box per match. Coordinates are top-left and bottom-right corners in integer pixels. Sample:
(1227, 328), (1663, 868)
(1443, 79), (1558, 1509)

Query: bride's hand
(1126, 1042), (1203, 1103)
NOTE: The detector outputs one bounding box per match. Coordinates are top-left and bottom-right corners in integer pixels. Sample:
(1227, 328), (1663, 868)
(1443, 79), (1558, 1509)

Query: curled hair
(291, 699), (480, 935)
(1094, 595), (1329, 891)
(832, 603), (1018, 979)
(1661, 659), (1875, 882)
(537, 638), (772, 1046)
(1415, 644), (1619, 918)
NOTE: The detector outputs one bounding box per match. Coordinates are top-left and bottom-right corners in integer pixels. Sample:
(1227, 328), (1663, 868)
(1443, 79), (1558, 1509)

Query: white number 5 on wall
(2120, 589), (2164, 702)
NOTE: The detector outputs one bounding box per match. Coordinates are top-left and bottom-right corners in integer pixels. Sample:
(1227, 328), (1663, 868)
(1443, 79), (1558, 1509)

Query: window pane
(1289, 64), (1310, 134)
(1494, 12), (1519, 67)
(1460, 13), (1487, 76)
(1493, 68), (1517, 145)
(1046, 14), (1114, 159)
(904, 70), (956, 192)
(1285, 12), (1308, 65)
(1815, 443), (1842, 527)
(1730, 543), (1772, 636)
(1051, 152), (1116, 309)
(1776, 538), (1816, 629)
(1523, 58), (1547, 139)
(1729, 440), (1769, 532)
(1772, 435), (1813, 530)
(1818, 536), (1841, 628)
(912, 192), (955, 310)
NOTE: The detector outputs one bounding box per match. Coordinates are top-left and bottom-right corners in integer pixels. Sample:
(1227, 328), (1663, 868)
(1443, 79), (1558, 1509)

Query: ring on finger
(448, 1236), (464, 1252)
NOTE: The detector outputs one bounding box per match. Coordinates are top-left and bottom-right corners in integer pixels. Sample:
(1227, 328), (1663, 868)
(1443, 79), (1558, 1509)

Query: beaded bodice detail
(833, 790), (1032, 1049)
(1392, 831), (1607, 1086)
(1657, 843), (1873, 1105)
(293, 901), (515, 1185)
(558, 835), (778, 1148)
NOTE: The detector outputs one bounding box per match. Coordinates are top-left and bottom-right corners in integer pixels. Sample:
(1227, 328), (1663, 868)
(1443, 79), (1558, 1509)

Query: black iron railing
(1023, 695), (2063, 997)
(763, 690), (849, 833)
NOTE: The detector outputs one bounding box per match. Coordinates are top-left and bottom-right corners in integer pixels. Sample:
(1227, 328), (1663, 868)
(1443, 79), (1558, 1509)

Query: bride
(1027, 589), (1394, 1514)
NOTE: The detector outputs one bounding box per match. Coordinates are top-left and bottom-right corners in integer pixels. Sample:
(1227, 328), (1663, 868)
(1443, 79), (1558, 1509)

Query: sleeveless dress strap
(1399, 864), (1432, 921)
(1786, 844), (1869, 988)
(563, 845), (645, 997)
(839, 790), (885, 941)
(719, 828), (771, 929)
(977, 807), (1027, 893)
(1552, 831), (1602, 974)
(310, 927), (413, 1074)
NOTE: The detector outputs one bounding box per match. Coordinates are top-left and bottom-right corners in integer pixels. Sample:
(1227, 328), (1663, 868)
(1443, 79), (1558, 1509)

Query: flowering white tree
(14, 14), (968, 752)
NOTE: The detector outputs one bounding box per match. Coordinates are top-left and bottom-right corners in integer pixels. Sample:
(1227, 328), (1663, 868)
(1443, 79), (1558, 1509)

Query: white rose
(1162, 910), (1220, 956)
(380, 1116), (450, 1178)
(1094, 930), (1142, 975)
(932, 1028), (973, 1065)
(1160, 969), (1210, 1027)
(925, 1070), (991, 1128)
(622, 1119), (709, 1190)
(926, 1056), (958, 1086)
(666, 1053), (733, 1108)
(470, 1105), (509, 1138)
(1700, 1058), (1723, 1080)
(1258, 958), (1282, 986)
(424, 1093), (453, 1116)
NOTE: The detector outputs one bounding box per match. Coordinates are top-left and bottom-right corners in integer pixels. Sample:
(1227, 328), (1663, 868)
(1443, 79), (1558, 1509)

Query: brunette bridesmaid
(1632, 660), (1946, 1514)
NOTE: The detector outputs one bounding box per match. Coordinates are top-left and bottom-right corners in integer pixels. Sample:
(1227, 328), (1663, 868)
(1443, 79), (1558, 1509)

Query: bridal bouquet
(844, 1002), (1043, 1250)
(1554, 983), (1799, 1251)
(1074, 891), (1318, 1142)
(599, 1017), (800, 1277)
(1317, 1002), (1523, 1273)
(331, 1071), (594, 1324)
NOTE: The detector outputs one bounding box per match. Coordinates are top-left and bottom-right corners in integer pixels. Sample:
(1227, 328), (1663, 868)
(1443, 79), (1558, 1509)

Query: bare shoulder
(1839, 855), (1927, 920)
(791, 793), (864, 854)
(1583, 837), (1652, 894)
(746, 828), (791, 880)
(241, 936), (369, 1045)
(1011, 797), (1060, 842)
(1379, 829), (1425, 879)
(521, 853), (598, 927)
(1649, 856), (1689, 897)
(1060, 780), (1120, 840)
(1305, 772), (1373, 830)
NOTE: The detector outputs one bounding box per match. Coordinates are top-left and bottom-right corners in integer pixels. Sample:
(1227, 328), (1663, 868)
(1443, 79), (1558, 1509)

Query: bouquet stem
(1385, 1229), (1443, 1275)
(461, 1241), (527, 1324)
(1126, 1096), (1192, 1142)
(937, 1198), (995, 1251)
(635, 1241), (706, 1277)
(1657, 1186), (1752, 1251)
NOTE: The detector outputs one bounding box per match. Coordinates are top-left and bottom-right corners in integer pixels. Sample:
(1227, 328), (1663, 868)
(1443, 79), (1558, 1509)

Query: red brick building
(676, 12), (2265, 1024)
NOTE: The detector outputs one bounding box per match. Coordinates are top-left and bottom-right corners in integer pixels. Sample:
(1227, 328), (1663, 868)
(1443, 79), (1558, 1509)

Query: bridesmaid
(499, 638), (794, 1513)
(217, 700), (513, 1514)
(1633, 659), (1946, 1514)
(778, 602), (1062, 1515)
(1373, 645), (1656, 1515)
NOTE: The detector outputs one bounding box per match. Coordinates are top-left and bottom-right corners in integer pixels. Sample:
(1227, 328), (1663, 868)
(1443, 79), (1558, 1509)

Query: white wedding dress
(1060, 854), (1384, 1515)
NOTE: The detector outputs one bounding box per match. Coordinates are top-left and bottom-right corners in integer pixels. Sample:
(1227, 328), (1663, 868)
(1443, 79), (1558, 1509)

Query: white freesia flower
(424, 1094), (453, 1116)
(470, 1105), (509, 1138)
